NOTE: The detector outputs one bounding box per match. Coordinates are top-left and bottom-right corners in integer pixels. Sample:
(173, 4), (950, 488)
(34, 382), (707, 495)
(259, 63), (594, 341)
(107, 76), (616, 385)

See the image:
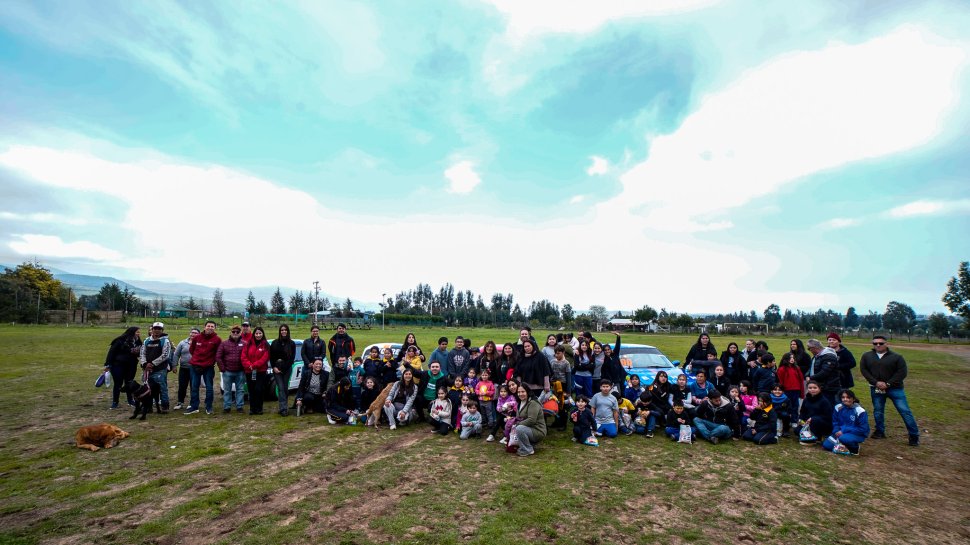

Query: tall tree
(942, 261), (970, 328)
(288, 290), (305, 314)
(589, 305), (608, 325)
(245, 291), (257, 314)
(633, 305), (658, 323)
(210, 289), (226, 317)
(186, 296), (200, 311)
(860, 311), (882, 331)
(270, 287), (286, 314)
(763, 304), (781, 327)
(928, 312), (950, 338)
(255, 299), (268, 315)
(882, 301), (916, 332)
(561, 303), (575, 323)
(844, 307), (860, 329)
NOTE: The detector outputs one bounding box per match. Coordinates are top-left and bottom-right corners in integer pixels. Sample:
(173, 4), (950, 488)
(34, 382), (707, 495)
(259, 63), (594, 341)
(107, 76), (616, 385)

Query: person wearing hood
(104, 326), (141, 409)
(806, 339), (842, 405)
(139, 322), (173, 413)
(826, 332), (856, 389)
(513, 340), (551, 398)
(693, 390), (738, 444)
(328, 323), (356, 382)
(269, 324), (296, 416)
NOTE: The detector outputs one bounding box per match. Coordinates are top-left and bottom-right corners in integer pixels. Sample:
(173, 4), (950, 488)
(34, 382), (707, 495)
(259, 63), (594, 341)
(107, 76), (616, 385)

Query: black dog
(123, 380), (154, 420)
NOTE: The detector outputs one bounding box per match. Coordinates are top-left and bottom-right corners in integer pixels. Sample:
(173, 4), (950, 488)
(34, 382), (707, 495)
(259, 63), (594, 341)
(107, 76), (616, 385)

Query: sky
(0, 0), (968, 315)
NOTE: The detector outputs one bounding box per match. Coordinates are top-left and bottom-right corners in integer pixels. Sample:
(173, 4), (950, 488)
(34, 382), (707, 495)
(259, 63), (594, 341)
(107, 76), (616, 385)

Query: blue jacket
(832, 403), (870, 438)
(624, 385), (644, 405)
(688, 381), (715, 400)
(750, 365), (777, 394)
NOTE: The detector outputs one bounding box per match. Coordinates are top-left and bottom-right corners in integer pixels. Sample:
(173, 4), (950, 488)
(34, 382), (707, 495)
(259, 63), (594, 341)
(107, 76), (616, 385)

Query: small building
(159, 306), (203, 319)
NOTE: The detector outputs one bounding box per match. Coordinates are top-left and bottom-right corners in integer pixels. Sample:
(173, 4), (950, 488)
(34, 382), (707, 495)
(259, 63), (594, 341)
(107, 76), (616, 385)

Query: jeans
(694, 418), (733, 440)
(870, 387), (919, 437)
(148, 369), (170, 408)
(481, 401), (497, 429)
(177, 367), (191, 404)
(222, 371), (245, 410)
(274, 371), (289, 413)
(515, 425), (541, 454)
(784, 390), (801, 427)
(189, 366), (214, 412)
(634, 412), (660, 434)
(596, 422), (618, 438)
(741, 429), (777, 444)
(383, 402), (411, 426)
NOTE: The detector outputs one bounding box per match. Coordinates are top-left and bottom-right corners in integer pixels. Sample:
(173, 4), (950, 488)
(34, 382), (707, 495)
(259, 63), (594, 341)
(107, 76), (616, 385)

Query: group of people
(102, 324), (921, 457)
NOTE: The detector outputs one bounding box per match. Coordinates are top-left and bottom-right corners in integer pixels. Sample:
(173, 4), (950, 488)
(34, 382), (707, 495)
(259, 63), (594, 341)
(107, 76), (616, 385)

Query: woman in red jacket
(242, 327), (271, 415)
(777, 352), (805, 432)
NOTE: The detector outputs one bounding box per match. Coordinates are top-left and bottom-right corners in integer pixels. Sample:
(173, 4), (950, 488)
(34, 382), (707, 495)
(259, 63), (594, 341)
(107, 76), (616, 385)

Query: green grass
(0, 325), (967, 545)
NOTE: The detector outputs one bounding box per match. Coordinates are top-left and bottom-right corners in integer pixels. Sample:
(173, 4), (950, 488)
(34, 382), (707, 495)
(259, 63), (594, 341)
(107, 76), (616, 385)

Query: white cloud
(0, 211), (92, 226)
(569, 195), (585, 204)
(586, 156), (609, 176)
(887, 199), (970, 218)
(443, 161), (482, 194)
(819, 218), (861, 230)
(603, 27), (966, 234)
(8, 234), (122, 261)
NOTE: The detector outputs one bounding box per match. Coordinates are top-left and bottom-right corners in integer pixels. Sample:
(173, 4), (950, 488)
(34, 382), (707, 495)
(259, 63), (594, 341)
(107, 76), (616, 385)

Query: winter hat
(827, 332), (842, 343)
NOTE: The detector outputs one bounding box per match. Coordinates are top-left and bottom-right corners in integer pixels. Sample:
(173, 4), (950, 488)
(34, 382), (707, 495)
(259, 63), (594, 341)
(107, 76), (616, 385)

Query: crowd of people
(102, 323), (921, 457)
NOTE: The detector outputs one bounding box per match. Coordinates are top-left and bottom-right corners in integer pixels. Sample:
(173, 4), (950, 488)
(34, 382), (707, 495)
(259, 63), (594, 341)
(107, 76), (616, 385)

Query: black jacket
(270, 338), (296, 370)
(684, 343), (717, 369)
(665, 410), (694, 428)
(301, 337), (326, 366)
(602, 337), (627, 386)
(325, 384), (355, 412)
(695, 398), (738, 428)
(749, 406), (777, 435)
(296, 370), (330, 401)
(799, 393), (833, 426)
(860, 349), (908, 388)
(515, 350), (551, 391)
(809, 349), (842, 393)
(835, 346), (856, 388)
(719, 350), (745, 384)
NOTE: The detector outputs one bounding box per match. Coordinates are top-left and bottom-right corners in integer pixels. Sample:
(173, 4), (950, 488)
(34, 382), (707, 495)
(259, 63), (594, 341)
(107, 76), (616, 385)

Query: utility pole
(381, 293), (386, 331)
(313, 281), (320, 325)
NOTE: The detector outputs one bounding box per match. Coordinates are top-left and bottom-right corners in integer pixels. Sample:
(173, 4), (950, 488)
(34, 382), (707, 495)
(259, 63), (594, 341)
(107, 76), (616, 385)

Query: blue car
(620, 343), (695, 387)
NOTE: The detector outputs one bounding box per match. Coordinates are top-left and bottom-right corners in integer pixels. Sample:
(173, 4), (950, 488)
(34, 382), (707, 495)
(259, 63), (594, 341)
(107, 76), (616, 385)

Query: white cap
(152, 321), (164, 329)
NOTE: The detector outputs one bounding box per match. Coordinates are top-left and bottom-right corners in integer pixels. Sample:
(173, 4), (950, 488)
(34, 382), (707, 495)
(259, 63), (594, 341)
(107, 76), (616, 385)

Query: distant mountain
(53, 273), (160, 298)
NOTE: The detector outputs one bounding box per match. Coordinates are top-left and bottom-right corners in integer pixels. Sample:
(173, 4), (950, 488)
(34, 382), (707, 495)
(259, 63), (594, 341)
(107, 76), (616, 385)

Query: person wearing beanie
(827, 332), (856, 389)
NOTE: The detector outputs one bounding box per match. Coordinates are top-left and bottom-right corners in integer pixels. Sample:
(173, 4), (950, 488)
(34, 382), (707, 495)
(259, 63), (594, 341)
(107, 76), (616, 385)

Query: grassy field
(0, 325), (968, 545)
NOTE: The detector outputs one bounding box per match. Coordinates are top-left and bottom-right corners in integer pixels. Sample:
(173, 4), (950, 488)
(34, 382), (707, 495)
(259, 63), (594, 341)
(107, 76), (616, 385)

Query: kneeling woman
(383, 368), (419, 430)
(822, 389), (869, 455)
(325, 377), (355, 424)
(742, 393), (778, 445)
(513, 385), (547, 457)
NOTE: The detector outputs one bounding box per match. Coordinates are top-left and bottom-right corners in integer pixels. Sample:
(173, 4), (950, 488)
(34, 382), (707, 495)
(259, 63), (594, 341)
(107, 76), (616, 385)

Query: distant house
(159, 306), (203, 319)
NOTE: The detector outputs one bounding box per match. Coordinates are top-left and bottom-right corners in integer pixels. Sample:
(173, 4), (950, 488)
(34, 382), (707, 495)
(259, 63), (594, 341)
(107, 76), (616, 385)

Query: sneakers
(223, 408), (231, 414)
(645, 432), (654, 438)
(389, 424), (397, 430)
(236, 407), (244, 413)
(709, 436), (719, 445)
(499, 437), (507, 445)
(486, 435), (495, 442)
(327, 415), (337, 425)
(517, 449), (534, 457)
(280, 409), (289, 417)
(871, 430), (886, 439)
(909, 435), (920, 447)
(205, 409), (213, 415)
(184, 408), (199, 415)
(832, 443), (857, 456)
(110, 403), (119, 409)
(623, 428), (634, 436)
(173, 403), (184, 411)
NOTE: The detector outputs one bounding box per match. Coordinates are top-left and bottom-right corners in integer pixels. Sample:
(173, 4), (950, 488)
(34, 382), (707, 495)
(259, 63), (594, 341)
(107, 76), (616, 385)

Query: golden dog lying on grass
(75, 423), (130, 451)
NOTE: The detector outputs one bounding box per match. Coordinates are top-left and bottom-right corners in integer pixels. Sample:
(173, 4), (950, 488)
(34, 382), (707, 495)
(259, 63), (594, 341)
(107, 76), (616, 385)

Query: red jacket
(189, 332), (222, 368)
(777, 365), (805, 397)
(241, 339), (270, 373)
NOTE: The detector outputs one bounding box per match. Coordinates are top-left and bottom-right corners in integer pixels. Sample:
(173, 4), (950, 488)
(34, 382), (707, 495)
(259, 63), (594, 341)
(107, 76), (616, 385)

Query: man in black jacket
(693, 391), (738, 444)
(860, 336), (919, 446)
(806, 339), (842, 405)
(328, 324), (356, 381)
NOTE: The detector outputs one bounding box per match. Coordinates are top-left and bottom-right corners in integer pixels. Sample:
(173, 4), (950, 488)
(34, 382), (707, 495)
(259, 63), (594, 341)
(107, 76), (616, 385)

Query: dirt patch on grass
(167, 430), (430, 545)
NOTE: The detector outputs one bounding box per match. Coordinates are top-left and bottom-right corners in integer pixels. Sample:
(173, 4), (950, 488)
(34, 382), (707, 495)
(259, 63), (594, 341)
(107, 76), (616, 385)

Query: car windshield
(619, 347), (673, 369)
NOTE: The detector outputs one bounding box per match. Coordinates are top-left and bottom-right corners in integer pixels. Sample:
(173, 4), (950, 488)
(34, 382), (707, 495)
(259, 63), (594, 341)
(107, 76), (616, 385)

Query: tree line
(2, 261), (968, 336)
